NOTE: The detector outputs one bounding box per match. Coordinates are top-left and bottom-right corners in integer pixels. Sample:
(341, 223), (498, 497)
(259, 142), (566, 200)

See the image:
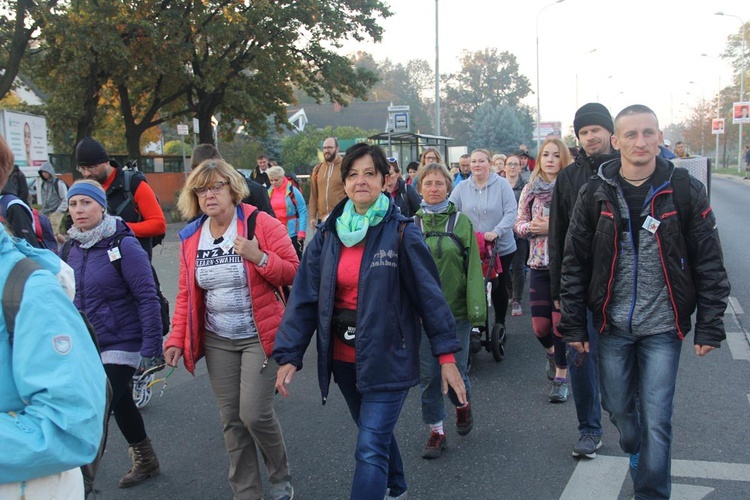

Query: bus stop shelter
(367, 132), (454, 167)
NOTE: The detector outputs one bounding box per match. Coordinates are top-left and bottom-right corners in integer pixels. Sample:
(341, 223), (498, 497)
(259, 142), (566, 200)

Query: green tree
(163, 140), (192, 156)
(441, 48), (532, 144)
(468, 103), (532, 154)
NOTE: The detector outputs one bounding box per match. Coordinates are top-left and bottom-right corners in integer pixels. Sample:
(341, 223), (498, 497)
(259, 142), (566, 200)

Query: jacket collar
(598, 155), (675, 188)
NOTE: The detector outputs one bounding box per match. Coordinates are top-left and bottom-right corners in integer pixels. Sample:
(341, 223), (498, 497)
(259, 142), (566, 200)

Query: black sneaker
(421, 431), (447, 459)
(455, 403), (473, 436)
(470, 329), (482, 354)
(571, 434), (602, 459)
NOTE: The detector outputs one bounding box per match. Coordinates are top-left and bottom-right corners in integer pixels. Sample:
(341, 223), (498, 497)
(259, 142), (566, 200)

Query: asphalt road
(94, 176), (750, 499)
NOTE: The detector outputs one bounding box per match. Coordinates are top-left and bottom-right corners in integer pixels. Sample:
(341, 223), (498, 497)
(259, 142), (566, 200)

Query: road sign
(388, 105), (410, 132)
(177, 124), (189, 136)
(193, 118), (200, 134)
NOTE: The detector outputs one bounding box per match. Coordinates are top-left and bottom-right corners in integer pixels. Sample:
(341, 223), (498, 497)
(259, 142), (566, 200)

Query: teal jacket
(0, 226), (107, 483)
(268, 181), (308, 238)
(416, 203), (487, 327)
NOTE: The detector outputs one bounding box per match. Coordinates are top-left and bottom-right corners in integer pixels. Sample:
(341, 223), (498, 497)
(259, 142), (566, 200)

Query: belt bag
(332, 308), (357, 347)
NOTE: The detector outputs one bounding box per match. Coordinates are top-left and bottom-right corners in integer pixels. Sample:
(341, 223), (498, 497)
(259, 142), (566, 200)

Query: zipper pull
(260, 356), (269, 373)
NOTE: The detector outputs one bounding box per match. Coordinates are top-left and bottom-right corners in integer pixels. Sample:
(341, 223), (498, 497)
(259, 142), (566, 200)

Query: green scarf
(335, 193), (390, 247)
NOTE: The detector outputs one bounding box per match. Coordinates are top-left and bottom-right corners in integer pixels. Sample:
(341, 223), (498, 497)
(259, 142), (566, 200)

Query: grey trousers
(204, 331), (291, 500)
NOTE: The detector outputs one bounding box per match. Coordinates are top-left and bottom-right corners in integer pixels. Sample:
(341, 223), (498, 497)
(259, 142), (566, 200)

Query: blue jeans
(598, 330), (682, 500)
(332, 361), (408, 500)
(567, 309), (603, 437)
(419, 319), (472, 424)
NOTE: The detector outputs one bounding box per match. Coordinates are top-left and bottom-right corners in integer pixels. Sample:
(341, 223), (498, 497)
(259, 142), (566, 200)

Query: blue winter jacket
(65, 219), (162, 358)
(273, 199), (460, 403)
(268, 181), (308, 238)
(0, 225), (107, 483)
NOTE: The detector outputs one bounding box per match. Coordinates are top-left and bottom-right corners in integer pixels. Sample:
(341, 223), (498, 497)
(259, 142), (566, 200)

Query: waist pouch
(332, 308), (357, 347)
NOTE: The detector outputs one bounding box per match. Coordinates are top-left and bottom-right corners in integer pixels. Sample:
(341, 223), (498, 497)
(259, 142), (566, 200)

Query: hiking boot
(546, 356), (555, 381)
(270, 479), (294, 500)
(572, 434), (603, 459)
(548, 380), (568, 403)
(421, 431), (447, 459)
(385, 490), (408, 500)
(119, 437), (160, 488)
(511, 301), (523, 316)
(455, 403), (474, 436)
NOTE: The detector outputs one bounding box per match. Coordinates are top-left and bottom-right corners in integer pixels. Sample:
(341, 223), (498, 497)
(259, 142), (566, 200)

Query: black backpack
(3, 258), (112, 496)
(61, 235), (171, 337)
(414, 211), (469, 271)
(116, 169), (166, 247)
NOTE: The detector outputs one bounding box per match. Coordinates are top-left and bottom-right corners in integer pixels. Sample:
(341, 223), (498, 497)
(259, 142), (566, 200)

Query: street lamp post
(435, 0), (440, 137)
(535, 0), (565, 152)
(715, 12), (747, 171)
(575, 48), (597, 110)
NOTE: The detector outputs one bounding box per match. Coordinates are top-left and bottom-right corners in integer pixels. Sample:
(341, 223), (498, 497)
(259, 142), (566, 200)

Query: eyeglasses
(194, 181), (229, 197)
(506, 162), (520, 167)
(77, 164), (104, 172)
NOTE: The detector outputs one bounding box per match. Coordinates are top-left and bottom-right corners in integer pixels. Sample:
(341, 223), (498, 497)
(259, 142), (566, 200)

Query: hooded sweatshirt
(38, 162), (67, 216)
(449, 172), (517, 257)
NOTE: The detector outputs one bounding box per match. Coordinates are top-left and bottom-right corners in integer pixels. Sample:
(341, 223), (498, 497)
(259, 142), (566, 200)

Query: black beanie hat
(76, 137), (110, 166)
(573, 103), (614, 138)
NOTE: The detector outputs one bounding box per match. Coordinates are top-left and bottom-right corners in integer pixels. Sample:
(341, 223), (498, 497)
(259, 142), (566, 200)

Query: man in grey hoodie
(38, 162), (68, 243)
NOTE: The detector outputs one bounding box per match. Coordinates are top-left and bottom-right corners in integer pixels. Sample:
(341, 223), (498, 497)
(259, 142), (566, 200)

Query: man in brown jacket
(308, 137), (346, 225)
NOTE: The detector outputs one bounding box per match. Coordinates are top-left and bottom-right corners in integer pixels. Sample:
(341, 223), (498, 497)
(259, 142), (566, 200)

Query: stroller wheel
(490, 323), (506, 362)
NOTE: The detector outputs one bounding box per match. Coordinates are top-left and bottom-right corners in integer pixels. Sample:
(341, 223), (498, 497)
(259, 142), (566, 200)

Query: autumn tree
(441, 48), (532, 144)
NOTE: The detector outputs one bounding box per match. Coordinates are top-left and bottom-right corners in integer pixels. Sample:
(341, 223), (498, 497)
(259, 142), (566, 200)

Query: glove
(138, 356), (166, 375)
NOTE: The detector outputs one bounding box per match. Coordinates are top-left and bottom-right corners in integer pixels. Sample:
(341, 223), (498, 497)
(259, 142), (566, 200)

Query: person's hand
(553, 300), (561, 310)
(275, 364), (298, 397)
(695, 345), (716, 357)
(441, 363), (467, 406)
(164, 346), (183, 367)
(569, 341), (590, 354)
(529, 216), (550, 235)
(484, 231), (498, 242)
(234, 235), (264, 264)
(138, 356), (165, 374)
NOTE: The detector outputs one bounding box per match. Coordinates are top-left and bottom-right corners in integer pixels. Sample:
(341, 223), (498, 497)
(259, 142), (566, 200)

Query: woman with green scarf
(273, 143), (466, 500)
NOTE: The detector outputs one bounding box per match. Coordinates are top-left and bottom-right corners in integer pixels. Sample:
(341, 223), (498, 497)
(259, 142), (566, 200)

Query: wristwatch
(257, 252), (269, 267)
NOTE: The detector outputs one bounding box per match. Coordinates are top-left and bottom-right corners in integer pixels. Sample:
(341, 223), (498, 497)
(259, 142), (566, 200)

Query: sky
(341, 0), (748, 138)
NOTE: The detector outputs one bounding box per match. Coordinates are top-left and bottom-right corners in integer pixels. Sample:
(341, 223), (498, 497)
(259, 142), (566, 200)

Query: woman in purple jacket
(63, 180), (163, 489)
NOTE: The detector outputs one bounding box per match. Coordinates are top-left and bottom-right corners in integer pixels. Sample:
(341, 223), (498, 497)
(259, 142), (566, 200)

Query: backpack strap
(246, 208), (260, 240)
(112, 170), (141, 218)
(3, 258), (42, 344)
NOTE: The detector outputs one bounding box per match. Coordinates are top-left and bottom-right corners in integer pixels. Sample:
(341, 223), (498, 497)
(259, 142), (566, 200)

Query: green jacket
(416, 203), (487, 326)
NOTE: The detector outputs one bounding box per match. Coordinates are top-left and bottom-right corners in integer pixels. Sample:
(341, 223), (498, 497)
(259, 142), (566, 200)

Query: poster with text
(733, 102), (750, 124)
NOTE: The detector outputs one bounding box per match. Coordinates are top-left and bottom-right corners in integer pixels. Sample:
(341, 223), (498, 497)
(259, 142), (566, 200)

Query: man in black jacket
(558, 105), (729, 499)
(549, 102), (615, 460)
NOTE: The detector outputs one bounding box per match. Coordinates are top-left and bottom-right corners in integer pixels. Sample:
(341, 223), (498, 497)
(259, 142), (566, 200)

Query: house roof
(286, 101), (390, 132)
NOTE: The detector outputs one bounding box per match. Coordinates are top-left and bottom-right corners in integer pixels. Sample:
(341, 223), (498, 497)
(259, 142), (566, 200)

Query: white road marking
(729, 296), (745, 315)
(725, 331), (750, 361)
(560, 456), (628, 500)
(562, 456), (750, 499)
(670, 484), (714, 499)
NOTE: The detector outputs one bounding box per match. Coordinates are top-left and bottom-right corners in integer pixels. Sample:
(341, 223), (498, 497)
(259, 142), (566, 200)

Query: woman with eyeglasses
(164, 159), (298, 500)
(273, 143), (465, 500)
(505, 155), (528, 317)
(62, 179), (163, 489)
(384, 158), (421, 218)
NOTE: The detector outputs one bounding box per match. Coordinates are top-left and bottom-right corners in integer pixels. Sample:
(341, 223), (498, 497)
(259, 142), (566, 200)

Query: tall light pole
(435, 0), (440, 137)
(688, 81), (706, 155)
(715, 12), (747, 171)
(701, 53), (722, 168)
(535, 0), (565, 152)
(575, 48), (597, 110)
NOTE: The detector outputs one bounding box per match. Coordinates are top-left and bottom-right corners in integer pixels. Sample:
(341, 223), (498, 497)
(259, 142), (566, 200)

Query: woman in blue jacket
(64, 180), (163, 489)
(273, 143), (466, 500)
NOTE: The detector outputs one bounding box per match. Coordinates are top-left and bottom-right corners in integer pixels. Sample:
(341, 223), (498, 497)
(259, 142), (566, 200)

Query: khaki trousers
(204, 332), (291, 500)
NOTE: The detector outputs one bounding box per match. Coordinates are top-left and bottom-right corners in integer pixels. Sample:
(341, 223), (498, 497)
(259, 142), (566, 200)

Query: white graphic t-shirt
(195, 215), (258, 339)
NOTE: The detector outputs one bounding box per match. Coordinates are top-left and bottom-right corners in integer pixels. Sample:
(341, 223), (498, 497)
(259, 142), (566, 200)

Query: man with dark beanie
(548, 102), (616, 460)
(75, 137), (166, 259)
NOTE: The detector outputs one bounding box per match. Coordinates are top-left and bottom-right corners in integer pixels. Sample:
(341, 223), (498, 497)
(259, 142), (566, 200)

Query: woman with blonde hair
(513, 138), (571, 403)
(492, 154), (507, 177)
(165, 159), (298, 500)
(267, 165), (307, 258)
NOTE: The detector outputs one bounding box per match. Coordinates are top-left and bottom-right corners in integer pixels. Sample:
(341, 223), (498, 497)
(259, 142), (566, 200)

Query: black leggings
(104, 364), (148, 445)
(529, 269), (567, 369)
(490, 251), (516, 325)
